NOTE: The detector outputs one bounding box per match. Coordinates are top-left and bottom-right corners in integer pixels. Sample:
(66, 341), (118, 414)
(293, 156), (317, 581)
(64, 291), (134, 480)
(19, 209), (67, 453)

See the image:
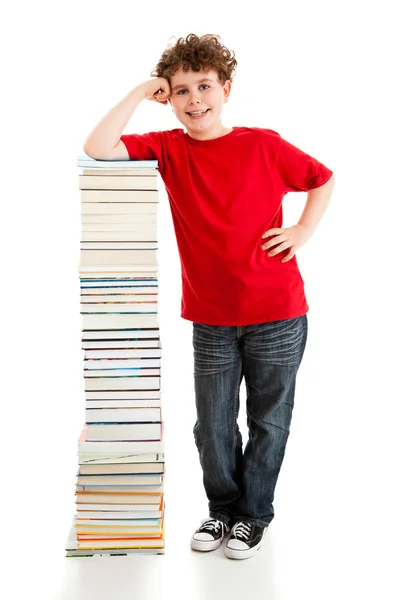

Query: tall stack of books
(66, 155), (165, 557)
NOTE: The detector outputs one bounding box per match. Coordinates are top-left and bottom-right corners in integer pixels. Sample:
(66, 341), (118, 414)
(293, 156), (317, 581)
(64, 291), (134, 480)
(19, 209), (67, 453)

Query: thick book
(77, 473), (163, 485)
(81, 295), (158, 305)
(80, 242), (157, 250)
(82, 168), (157, 176)
(86, 400), (161, 409)
(84, 376), (160, 391)
(79, 462), (164, 475)
(81, 328), (160, 339)
(80, 178), (158, 192)
(85, 422), (162, 441)
(77, 156), (158, 169)
(85, 389), (161, 400)
(82, 202), (158, 215)
(83, 368), (161, 378)
(81, 304), (158, 314)
(84, 349), (161, 359)
(78, 424), (163, 453)
(80, 249), (158, 265)
(76, 492), (161, 504)
(82, 313), (159, 329)
(82, 340), (160, 350)
(85, 407), (161, 422)
(84, 358), (161, 370)
(82, 213), (157, 224)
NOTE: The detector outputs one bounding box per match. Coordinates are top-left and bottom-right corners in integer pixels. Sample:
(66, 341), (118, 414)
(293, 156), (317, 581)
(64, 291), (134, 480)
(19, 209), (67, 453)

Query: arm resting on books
(83, 78), (171, 160)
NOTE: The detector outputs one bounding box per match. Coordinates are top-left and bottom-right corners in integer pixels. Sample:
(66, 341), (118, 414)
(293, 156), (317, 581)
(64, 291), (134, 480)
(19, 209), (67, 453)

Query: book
(79, 453), (165, 466)
(79, 462), (165, 475)
(82, 213), (157, 224)
(85, 407), (161, 422)
(82, 168), (157, 176)
(84, 349), (161, 358)
(81, 304), (158, 314)
(77, 474), (163, 485)
(82, 340), (160, 350)
(84, 358), (161, 370)
(85, 390), (161, 399)
(83, 368), (161, 378)
(80, 178), (158, 192)
(80, 242), (158, 250)
(77, 156), (158, 169)
(85, 422), (162, 441)
(86, 400), (161, 409)
(78, 424), (164, 454)
(82, 313), (159, 329)
(81, 295), (158, 304)
(82, 202), (158, 215)
(80, 249), (158, 265)
(76, 493), (161, 504)
(84, 376), (160, 391)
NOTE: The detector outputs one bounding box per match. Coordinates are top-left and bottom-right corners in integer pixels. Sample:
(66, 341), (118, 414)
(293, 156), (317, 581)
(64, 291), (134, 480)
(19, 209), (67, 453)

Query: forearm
(83, 83), (147, 157)
(298, 174), (335, 236)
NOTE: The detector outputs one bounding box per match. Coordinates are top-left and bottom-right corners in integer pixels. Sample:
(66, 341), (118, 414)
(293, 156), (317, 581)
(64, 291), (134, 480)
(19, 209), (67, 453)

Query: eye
(176, 84), (210, 95)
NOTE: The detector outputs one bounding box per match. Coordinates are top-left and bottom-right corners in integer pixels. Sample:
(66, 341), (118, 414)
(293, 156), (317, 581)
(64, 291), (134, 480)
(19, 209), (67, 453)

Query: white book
(81, 287), (158, 294)
(85, 390), (161, 400)
(81, 281), (158, 288)
(79, 178), (158, 192)
(81, 213), (157, 224)
(78, 453), (165, 466)
(81, 168), (157, 176)
(86, 407), (162, 422)
(79, 267), (158, 275)
(85, 349), (161, 359)
(86, 399), (161, 409)
(81, 304), (158, 314)
(78, 439), (164, 454)
(82, 313), (159, 329)
(84, 368), (160, 377)
(82, 223), (157, 232)
(84, 376), (160, 391)
(82, 340), (160, 350)
(84, 358), (161, 370)
(80, 242), (157, 250)
(77, 156), (158, 169)
(82, 329), (159, 340)
(81, 232), (157, 242)
(86, 422), (162, 441)
(81, 295), (158, 303)
(80, 249), (158, 265)
(81, 202), (158, 215)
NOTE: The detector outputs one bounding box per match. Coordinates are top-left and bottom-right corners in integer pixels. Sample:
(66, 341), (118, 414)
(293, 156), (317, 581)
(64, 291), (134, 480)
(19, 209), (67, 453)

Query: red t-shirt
(120, 127), (333, 326)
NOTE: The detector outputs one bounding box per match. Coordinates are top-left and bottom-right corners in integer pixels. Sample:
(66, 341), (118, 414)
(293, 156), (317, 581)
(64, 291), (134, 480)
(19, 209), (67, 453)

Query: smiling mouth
(186, 109), (210, 116)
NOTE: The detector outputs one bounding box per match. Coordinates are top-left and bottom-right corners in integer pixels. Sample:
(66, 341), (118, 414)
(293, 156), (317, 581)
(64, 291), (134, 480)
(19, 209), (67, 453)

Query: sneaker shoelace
(231, 521), (252, 541)
(199, 518), (222, 533)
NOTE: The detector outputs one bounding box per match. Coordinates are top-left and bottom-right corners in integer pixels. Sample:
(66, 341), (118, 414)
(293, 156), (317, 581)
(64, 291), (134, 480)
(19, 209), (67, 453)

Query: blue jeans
(192, 315), (308, 529)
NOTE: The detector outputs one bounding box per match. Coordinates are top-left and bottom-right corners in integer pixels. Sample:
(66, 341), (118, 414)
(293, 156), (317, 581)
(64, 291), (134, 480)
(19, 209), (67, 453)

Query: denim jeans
(192, 314), (308, 529)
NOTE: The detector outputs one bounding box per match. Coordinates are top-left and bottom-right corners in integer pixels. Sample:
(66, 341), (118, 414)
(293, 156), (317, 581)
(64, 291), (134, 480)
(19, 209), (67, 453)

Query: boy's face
(168, 67), (231, 139)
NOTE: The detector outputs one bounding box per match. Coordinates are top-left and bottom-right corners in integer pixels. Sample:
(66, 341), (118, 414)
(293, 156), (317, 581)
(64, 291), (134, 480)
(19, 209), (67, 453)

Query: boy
(83, 33), (335, 560)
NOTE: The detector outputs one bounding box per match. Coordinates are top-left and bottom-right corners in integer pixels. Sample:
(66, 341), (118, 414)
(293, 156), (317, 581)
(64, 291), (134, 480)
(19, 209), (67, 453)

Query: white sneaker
(191, 518), (230, 552)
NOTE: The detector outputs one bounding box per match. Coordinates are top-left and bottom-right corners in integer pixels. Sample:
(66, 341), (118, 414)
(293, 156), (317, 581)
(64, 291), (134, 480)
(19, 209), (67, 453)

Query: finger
(262, 235), (287, 251)
(281, 250), (296, 263)
(261, 228), (283, 239)
(267, 241), (293, 256)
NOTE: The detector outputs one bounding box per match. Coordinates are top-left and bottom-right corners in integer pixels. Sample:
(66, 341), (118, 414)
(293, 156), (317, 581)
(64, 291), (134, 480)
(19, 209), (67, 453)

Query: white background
(2, 1), (397, 598)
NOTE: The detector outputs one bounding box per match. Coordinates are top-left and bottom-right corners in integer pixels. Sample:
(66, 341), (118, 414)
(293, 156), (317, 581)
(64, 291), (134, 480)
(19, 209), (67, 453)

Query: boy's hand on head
(143, 77), (171, 105)
(261, 224), (312, 263)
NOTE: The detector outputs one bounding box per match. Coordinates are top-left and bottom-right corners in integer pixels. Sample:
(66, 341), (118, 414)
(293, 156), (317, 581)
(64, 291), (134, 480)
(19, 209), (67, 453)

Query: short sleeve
(120, 131), (164, 170)
(276, 135), (333, 192)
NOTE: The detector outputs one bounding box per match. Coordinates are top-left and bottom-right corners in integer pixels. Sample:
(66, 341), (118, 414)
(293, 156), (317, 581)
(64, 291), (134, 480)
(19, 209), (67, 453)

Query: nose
(188, 90), (201, 104)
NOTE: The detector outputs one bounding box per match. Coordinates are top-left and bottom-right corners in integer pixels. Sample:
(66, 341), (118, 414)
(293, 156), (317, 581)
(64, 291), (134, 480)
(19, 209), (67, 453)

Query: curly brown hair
(151, 33), (238, 85)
